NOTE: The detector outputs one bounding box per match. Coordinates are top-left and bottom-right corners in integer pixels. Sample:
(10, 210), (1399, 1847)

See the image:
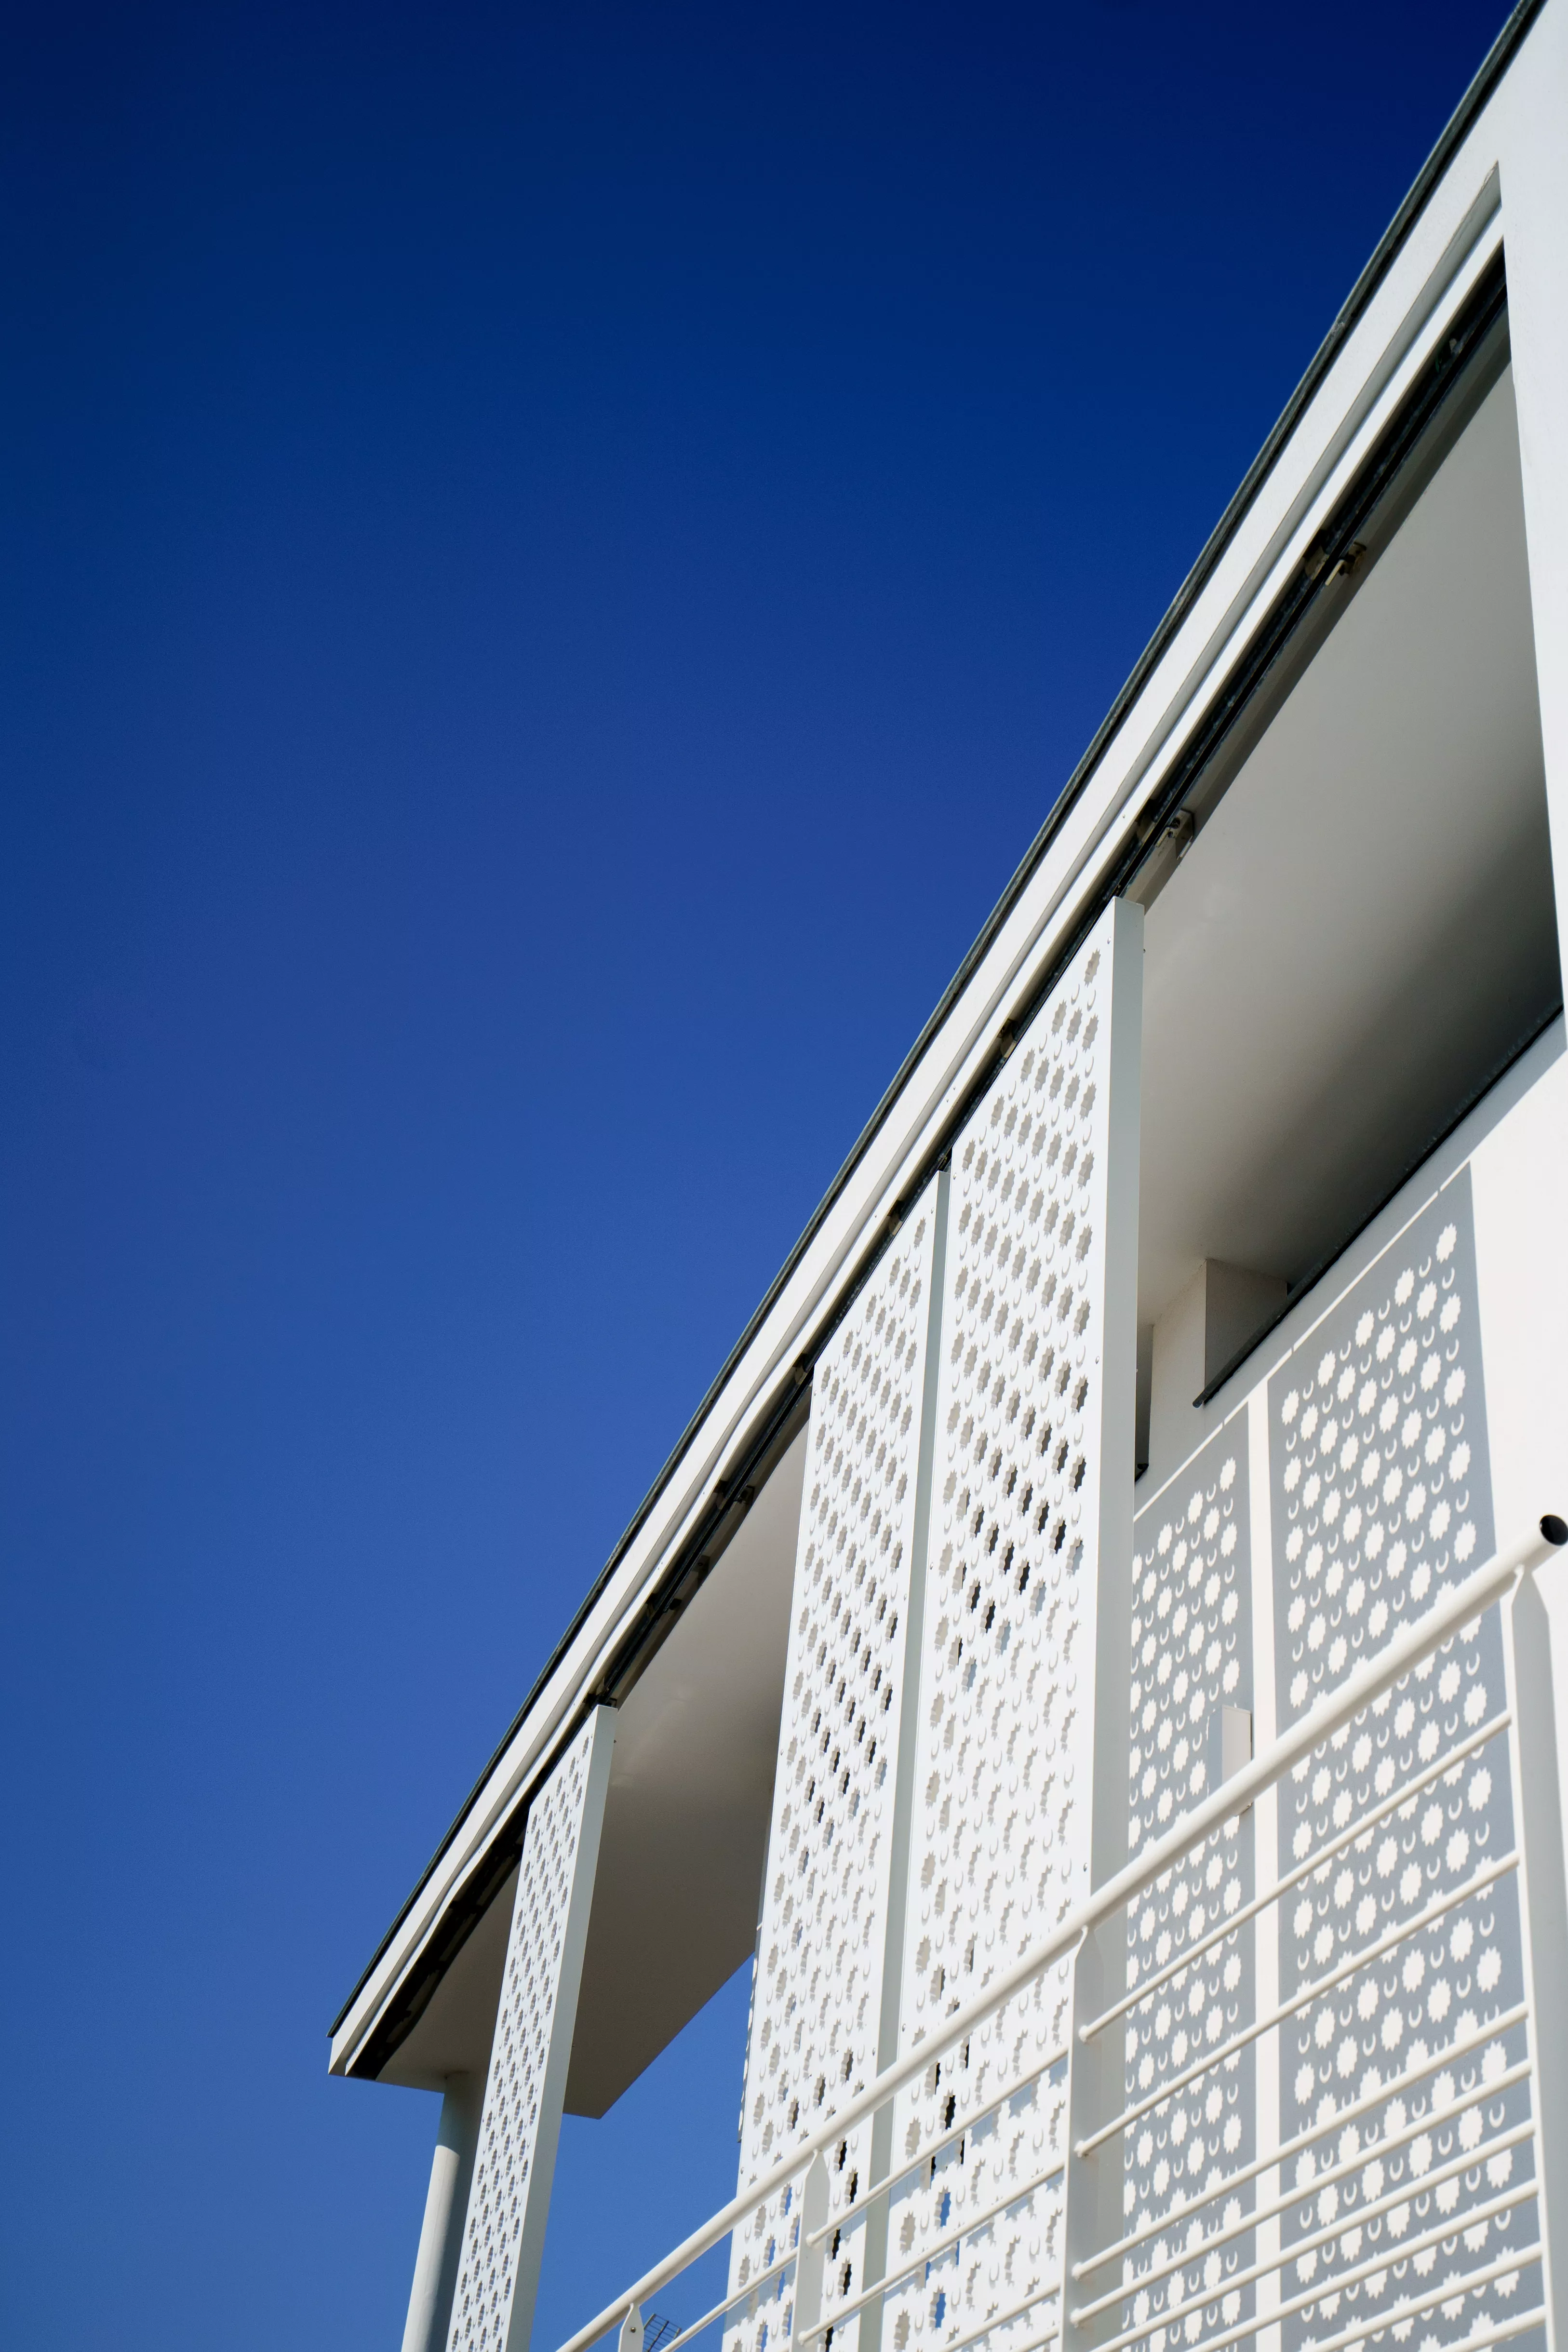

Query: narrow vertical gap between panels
(1260, 1170), (1540, 2352)
(1118, 1426), (1257, 2352)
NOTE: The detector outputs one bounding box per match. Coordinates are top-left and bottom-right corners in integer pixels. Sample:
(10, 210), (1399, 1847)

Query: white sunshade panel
(1086, 1170), (1544, 2352)
(727, 1191), (946, 2352)
(885, 903), (1143, 2352)
(1122, 1425), (1256, 2352)
(445, 1708), (615, 2352)
(1264, 1171), (1539, 2352)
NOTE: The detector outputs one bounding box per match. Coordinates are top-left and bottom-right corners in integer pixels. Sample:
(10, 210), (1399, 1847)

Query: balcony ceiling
(1138, 363), (1560, 1338)
(564, 1425), (804, 2114)
(377, 1425), (804, 2105)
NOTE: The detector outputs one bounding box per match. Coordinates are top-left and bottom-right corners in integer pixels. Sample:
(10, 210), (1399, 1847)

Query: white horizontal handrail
(1088, 2177), (1539, 2352)
(1072, 2114), (1535, 2328)
(548, 1516), (1562, 2352)
(1073, 2012), (1529, 2278)
(1072, 2003), (1523, 2276)
(1079, 1704), (1512, 2041)
(1076, 1848), (1520, 2157)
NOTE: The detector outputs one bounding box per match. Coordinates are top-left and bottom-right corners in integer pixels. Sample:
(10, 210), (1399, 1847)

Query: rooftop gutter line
(328, 0), (1545, 2045)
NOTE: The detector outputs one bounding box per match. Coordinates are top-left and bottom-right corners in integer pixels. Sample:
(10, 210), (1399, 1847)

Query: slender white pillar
(402, 2074), (483, 2352)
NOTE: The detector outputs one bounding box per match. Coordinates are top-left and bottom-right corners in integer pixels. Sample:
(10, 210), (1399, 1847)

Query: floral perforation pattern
(885, 910), (1121, 2352)
(447, 1713), (606, 2352)
(726, 1201), (941, 2352)
(1269, 1173), (1539, 2352)
(1121, 1426), (1255, 2352)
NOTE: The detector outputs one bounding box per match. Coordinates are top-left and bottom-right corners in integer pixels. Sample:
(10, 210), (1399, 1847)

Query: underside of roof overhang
(330, 9), (1559, 2087)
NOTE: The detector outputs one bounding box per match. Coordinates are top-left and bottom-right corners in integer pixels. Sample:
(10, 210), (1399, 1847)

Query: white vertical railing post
(402, 2073), (484, 2352)
(445, 1706), (617, 2352)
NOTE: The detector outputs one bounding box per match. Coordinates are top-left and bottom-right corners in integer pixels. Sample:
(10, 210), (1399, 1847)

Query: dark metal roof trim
(329, 0), (1543, 2045)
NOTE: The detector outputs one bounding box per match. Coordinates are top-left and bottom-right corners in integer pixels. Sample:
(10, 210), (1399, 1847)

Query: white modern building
(330, 10), (1568, 2352)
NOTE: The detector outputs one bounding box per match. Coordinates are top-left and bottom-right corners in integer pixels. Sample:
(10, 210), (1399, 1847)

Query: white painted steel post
(402, 2074), (483, 2352)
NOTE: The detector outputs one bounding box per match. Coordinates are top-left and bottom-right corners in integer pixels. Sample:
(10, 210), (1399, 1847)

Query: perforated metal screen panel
(1267, 1173), (1539, 2352)
(446, 1709), (615, 2352)
(1121, 1425), (1257, 2352)
(883, 904), (1144, 2352)
(726, 1195), (946, 2352)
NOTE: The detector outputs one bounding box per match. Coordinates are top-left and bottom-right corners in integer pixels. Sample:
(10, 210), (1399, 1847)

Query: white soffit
(376, 1429), (805, 2100)
(1139, 367), (1557, 1327)
(562, 1427), (805, 2116)
(377, 1866), (518, 2092)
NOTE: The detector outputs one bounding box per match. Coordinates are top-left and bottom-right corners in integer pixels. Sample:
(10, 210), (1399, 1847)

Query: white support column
(446, 1706), (617, 2352)
(402, 2074), (483, 2352)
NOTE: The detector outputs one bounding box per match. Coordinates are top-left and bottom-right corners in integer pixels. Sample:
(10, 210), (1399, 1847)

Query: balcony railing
(549, 1515), (1565, 2352)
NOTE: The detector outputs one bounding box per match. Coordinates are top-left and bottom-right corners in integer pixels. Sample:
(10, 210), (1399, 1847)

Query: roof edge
(330, 0), (1545, 2045)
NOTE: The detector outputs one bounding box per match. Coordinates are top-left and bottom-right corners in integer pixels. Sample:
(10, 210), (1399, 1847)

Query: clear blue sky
(0, 2), (1514, 2343)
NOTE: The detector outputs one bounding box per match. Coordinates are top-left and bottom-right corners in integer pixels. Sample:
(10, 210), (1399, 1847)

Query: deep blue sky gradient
(0, 3), (1514, 2343)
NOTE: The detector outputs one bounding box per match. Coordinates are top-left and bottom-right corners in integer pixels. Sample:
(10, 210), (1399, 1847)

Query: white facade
(332, 15), (1568, 2352)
